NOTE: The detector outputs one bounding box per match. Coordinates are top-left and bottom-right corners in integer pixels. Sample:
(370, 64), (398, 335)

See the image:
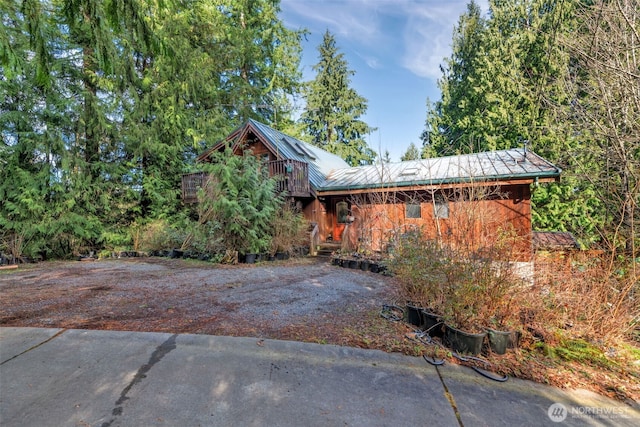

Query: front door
(332, 200), (349, 242)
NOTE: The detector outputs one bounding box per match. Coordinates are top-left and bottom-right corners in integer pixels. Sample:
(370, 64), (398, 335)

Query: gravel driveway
(0, 257), (402, 344)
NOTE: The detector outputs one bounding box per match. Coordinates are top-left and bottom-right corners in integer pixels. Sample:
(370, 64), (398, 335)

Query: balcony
(268, 159), (311, 198)
(181, 171), (208, 204)
(181, 159), (310, 204)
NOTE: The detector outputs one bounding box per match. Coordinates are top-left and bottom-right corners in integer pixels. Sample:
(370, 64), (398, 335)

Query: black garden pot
(487, 329), (518, 355)
(404, 304), (423, 327)
(360, 260), (370, 271)
(244, 253), (257, 264)
(421, 310), (444, 338)
(169, 249), (183, 259)
(444, 324), (486, 356)
(369, 263), (380, 273)
(348, 259), (359, 269)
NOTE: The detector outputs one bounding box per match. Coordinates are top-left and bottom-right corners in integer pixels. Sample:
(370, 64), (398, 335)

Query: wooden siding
(318, 185), (533, 260)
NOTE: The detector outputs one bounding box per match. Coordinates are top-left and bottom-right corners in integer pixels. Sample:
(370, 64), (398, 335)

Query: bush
(133, 219), (190, 252)
(270, 202), (309, 256)
(387, 228), (524, 332)
(196, 148), (284, 258)
(526, 252), (639, 343)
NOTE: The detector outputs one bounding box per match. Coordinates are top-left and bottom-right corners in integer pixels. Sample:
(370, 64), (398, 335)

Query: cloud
(399, 1), (488, 79)
(281, 0), (383, 44)
(280, 0), (489, 78)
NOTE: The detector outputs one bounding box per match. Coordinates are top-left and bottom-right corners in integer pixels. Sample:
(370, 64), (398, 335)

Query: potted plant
(269, 203), (309, 260)
(387, 235), (447, 334)
(420, 250), (486, 354)
(404, 302), (423, 327)
(482, 293), (521, 354)
(241, 232), (271, 264)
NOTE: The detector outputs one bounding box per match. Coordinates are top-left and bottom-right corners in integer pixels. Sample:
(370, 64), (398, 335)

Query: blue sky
(279, 0), (488, 162)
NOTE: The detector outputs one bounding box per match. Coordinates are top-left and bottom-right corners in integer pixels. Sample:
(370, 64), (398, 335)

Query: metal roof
(198, 120), (561, 193)
(245, 119), (351, 189)
(318, 149), (561, 192)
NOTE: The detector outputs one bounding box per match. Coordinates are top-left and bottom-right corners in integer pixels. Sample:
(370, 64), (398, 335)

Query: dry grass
(524, 251), (638, 344)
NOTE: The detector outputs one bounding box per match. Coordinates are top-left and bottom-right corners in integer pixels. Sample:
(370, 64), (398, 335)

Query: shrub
(135, 219), (189, 252)
(387, 227), (525, 332)
(188, 148), (284, 261)
(526, 252), (639, 343)
(270, 202), (309, 256)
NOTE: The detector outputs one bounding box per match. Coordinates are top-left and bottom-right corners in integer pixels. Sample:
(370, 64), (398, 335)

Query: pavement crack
(0, 329), (67, 366)
(435, 365), (464, 427)
(101, 333), (178, 427)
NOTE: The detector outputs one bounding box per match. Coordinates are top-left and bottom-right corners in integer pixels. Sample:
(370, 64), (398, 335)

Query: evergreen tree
(422, 0), (608, 246)
(122, 0), (304, 219)
(423, 0), (574, 155)
(1, 0), (305, 258)
(381, 150), (392, 164)
(300, 30), (376, 166)
(199, 149), (284, 258)
(401, 143), (421, 161)
(0, 3), (105, 258)
(423, 1), (487, 155)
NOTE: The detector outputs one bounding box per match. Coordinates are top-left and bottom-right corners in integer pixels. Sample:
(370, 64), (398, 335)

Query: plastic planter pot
(348, 259), (359, 269)
(169, 249), (183, 259)
(487, 329), (517, 355)
(244, 253), (257, 264)
(444, 325), (486, 356)
(404, 304), (423, 327)
(360, 260), (370, 271)
(421, 310), (444, 338)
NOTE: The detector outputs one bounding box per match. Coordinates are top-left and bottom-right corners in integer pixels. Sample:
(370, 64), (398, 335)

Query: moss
(545, 339), (619, 370)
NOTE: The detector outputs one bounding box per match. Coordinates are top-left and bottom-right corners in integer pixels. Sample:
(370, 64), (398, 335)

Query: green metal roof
(198, 120), (561, 193)
(318, 148), (561, 192)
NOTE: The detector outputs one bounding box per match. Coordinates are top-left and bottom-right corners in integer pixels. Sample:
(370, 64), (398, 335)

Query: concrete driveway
(1, 327), (638, 427)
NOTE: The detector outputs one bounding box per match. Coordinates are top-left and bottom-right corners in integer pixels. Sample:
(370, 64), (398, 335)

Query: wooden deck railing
(181, 172), (208, 204)
(268, 159), (311, 197)
(181, 159), (310, 203)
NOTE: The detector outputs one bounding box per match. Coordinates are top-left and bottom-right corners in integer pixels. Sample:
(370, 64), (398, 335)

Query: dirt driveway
(0, 257), (406, 349)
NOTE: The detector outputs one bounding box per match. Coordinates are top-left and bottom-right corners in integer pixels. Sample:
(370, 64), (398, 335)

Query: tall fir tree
(422, 0), (609, 246)
(300, 30), (376, 166)
(401, 143), (421, 161)
(422, 0), (487, 156)
(1, 0), (305, 258)
(122, 0), (304, 219)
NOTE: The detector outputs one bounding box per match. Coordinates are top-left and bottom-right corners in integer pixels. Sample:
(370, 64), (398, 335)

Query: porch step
(316, 242), (341, 258)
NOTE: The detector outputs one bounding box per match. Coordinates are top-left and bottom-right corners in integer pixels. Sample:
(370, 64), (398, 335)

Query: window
(336, 201), (349, 224)
(406, 202), (421, 219)
(434, 195), (449, 219)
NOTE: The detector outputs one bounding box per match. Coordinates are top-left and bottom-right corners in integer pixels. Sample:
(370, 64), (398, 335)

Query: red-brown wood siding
(316, 184), (532, 260)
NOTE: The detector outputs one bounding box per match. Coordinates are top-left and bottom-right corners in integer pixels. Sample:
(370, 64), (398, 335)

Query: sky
(279, 0), (488, 162)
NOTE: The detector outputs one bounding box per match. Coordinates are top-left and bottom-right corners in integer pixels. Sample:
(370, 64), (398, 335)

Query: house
(182, 119), (562, 261)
